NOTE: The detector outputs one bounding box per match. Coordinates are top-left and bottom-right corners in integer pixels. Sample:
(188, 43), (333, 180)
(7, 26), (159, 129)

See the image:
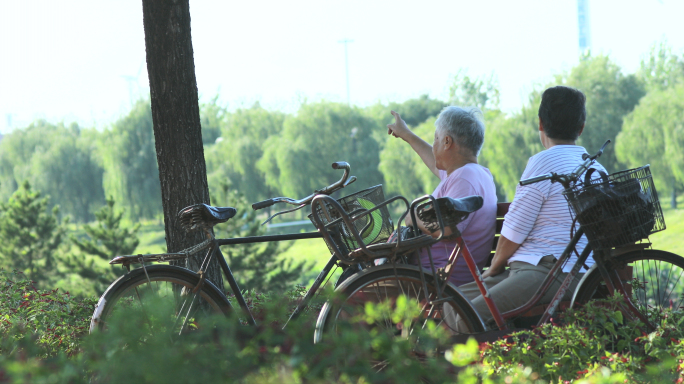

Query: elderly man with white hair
(387, 106), (497, 286)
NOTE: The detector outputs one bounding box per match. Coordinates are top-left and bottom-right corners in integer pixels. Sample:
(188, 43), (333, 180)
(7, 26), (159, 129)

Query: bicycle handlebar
(252, 199), (277, 210)
(519, 173), (555, 186)
(519, 140), (611, 188)
(252, 162), (357, 224)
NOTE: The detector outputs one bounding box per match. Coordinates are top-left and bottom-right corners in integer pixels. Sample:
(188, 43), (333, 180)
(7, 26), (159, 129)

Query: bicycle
(90, 161), (376, 333)
(313, 141), (684, 346)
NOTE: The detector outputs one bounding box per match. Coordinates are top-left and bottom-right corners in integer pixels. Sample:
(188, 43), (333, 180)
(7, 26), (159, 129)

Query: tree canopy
(101, 100), (161, 221)
(617, 83), (684, 207)
(557, 54), (645, 172)
(259, 102), (383, 198)
(0, 121), (104, 222)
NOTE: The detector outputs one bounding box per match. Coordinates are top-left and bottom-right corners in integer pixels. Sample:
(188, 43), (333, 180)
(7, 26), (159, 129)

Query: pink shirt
(418, 163), (497, 286)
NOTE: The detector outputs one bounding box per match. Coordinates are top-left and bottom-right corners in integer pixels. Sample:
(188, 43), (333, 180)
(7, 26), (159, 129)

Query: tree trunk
(141, 0), (223, 290)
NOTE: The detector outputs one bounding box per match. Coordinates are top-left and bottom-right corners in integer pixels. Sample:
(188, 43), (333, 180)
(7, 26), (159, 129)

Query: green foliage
(363, 94), (447, 136)
(479, 295), (684, 383)
(207, 104), (286, 204)
(67, 198), (140, 292)
(214, 185), (308, 293)
(557, 54), (646, 172)
(617, 83), (684, 207)
(0, 288), (460, 383)
(71, 197), (140, 260)
(259, 101), (383, 198)
(0, 121), (105, 222)
(0, 270), (95, 358)
(200, 96), (226, 145)
(0, 182), (65, 282)
(100, 100), (161, 221)
(449, 69), (500, 110)
(0, 274), (683, 383)
(480, 107), (542, 200)
(387, 94), (447, 127)
(378, 117), (440, 197)
(638, 41), (684, 92)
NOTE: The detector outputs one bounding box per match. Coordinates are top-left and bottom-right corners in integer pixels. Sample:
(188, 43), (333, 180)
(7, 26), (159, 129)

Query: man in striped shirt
(447, 85), (606, 332)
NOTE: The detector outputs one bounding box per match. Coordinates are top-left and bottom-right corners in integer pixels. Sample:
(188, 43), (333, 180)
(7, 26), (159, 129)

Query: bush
(0, 270), (96, 358)
(0, 270), (683, 383)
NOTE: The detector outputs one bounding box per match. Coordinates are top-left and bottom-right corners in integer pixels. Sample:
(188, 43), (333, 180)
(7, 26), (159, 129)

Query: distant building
(577, 0), (591, 53)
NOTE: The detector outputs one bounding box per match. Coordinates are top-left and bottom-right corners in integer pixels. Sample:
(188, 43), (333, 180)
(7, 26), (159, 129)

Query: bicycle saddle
(417, 195), (483, 233)
(178, 204), (237, 232)
(440, 195), (483, 214)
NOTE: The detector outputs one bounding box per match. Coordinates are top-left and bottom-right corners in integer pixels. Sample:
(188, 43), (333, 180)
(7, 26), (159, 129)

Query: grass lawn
(279, 238), (338, 285)
(135, 221), (167, 254)
(648, 194), (684, 255)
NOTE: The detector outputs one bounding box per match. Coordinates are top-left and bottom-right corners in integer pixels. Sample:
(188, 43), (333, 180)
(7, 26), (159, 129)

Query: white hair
(435, 106), (485, 156)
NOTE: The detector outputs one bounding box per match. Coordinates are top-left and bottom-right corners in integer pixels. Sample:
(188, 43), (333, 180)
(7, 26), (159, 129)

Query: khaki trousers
(446, 255), (583, 333)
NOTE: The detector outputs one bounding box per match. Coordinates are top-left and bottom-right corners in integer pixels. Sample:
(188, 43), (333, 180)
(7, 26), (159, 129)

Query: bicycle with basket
(90, 162), (397, 333)
(313, 140), (684, 348)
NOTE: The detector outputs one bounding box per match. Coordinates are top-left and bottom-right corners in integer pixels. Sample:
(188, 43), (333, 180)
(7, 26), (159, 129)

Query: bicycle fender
(569, 263), (599, 308)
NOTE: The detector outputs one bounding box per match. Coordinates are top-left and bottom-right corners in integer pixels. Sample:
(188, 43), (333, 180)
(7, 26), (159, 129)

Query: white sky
(1, 0), (683, 134)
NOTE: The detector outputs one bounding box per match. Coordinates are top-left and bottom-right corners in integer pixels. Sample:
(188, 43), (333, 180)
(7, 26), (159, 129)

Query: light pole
(338, 39), (353, 105)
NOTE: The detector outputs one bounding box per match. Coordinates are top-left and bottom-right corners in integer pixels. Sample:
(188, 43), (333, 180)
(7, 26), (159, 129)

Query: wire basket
(308, 185), (394, 256)
(563, 165), (665, 250)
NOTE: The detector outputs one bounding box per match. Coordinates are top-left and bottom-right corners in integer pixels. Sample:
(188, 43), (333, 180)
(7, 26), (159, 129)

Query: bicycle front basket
(563, 165), (665, 250)
(308, 185), (394, 256)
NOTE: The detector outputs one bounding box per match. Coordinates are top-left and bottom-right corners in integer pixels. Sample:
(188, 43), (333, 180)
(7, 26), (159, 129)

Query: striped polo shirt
(502, 145), (606, 272)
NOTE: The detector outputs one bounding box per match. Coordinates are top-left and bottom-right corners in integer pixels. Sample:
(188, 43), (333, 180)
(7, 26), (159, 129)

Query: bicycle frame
(195, 230), (343, 327)
(446, 215), (654, 331)
(433, 226), (584, 330)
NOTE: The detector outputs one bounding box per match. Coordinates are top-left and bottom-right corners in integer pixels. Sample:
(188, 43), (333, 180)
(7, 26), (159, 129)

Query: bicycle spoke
(664, 262), (684, 309)
(176, 293), (200, 335)
(655, 258), (661, 310)
(664, 260), (684, 309)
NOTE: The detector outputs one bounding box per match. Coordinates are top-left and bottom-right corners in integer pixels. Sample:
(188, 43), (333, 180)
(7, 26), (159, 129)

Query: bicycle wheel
(314, 265), (484, 348)
(90, 264), (233, 333)
(573, 249), (684, 325)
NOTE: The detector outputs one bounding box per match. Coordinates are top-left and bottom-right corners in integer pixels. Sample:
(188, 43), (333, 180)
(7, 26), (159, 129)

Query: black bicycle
(90, 162), (375, 333)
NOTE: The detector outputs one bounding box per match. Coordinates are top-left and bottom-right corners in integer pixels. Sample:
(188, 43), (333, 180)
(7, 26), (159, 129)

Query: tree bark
(141, 0), (223, 290)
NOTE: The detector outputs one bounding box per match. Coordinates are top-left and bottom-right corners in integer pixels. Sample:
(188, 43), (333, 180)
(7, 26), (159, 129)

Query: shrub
(0, 270), (682, 383)
(0, 270), (96, 358)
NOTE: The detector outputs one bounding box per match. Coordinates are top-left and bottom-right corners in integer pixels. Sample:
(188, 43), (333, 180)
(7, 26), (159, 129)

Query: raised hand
(387, 110), (411, 140)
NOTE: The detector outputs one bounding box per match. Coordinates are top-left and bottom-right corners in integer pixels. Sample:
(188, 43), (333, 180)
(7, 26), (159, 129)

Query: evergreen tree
(67, 198), (140, 293)
(71, 197), (140, 260)
(0, 181), (65, 281)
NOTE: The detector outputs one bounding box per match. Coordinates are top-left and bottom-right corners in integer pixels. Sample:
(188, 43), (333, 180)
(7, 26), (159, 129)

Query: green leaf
(613, 310), (624, 324)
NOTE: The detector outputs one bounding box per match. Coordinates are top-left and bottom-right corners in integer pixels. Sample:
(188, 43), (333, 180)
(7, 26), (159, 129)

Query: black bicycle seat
(178, 204), (237, 232)
(440, 195), (483, 214)
(417, 195), (484, 233)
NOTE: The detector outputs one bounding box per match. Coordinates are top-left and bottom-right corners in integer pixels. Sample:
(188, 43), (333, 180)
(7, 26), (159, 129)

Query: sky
(1, 0), (683, 134)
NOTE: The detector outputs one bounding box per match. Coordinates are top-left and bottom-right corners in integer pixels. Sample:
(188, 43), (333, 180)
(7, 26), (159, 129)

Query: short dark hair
(538, 86), (586, 141)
